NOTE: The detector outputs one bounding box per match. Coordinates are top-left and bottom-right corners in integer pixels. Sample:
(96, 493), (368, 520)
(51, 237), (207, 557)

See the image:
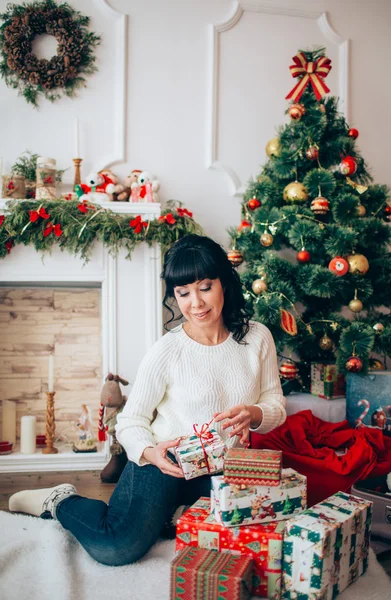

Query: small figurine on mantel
(98, 373), (129, 483)
(73, 404), (97, 453)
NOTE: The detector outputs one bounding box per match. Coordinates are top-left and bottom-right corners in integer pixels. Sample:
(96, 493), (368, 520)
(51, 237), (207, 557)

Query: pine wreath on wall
(0, 0), (101, 107)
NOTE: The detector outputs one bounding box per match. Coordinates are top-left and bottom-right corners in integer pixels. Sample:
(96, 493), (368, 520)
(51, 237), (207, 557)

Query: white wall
(1, 0), (390, 246)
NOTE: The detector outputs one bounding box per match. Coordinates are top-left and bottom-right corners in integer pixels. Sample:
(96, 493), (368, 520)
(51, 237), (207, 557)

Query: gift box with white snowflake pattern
(282, 491), (372, 599)
(176, 497), (284, 599)
(173, 429), (227, 480)
(211, 468), (307, 528)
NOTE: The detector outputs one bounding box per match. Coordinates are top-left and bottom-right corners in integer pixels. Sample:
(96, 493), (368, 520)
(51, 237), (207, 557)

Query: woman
(9, 234), (286, 566)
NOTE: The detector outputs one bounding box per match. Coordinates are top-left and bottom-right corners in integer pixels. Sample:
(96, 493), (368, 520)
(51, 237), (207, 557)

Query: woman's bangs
(166, 249), (219, 291)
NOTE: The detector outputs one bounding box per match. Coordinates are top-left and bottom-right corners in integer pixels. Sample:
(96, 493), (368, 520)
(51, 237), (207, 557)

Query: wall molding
(207, 1), (349, 196)
(93, 0), (128, 171)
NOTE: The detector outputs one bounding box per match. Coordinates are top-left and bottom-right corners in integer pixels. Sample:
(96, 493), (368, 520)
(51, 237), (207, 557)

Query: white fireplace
(0, 200), (162, 472)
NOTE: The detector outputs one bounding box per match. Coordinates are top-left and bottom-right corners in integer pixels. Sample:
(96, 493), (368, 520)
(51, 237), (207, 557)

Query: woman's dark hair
(161, 234), (251, 343)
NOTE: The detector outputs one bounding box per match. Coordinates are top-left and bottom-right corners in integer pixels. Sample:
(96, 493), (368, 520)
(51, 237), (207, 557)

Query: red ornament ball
(248, 197), (261, 211)
(288, 103), (306, 121)
(305, 146), (319, 161)
(238, 220), (251, 233)
(227, 249), (244, 267)
(339, 156), (357, 176)
(279, 360), (299, 380)
(384, 205), (391, 222)
(311, 196), (330, 215)
(348, 128), (359, 139)
(345, 356), (363, 373)
(328, 256), (349, 276)
(297, 249), (311, 263)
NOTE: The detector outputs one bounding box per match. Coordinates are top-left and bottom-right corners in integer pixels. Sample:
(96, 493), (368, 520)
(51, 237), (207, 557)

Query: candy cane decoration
(98, 402), (107, 442)
(356, 399), (370, 427)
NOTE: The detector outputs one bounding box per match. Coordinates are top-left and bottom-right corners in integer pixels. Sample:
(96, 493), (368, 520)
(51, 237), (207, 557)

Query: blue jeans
(56, 460), (212, 566)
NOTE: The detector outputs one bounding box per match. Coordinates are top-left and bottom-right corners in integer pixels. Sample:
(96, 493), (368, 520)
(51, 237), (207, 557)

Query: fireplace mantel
(0, 200), (162, 473)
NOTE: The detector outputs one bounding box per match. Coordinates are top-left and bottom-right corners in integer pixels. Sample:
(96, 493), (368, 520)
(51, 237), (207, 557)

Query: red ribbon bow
(29, 207), (51, 223)
(177, 208), (193, 218)
(43, 223), (63, 237)
(0, 215), (5, 227)
(286, 52), (332, 102)
(158, 212), (176, 225)
(193, 419), (214, 473)
(129, 215), (148, 234)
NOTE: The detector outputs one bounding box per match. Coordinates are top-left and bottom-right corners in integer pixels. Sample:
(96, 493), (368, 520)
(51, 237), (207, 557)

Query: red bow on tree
(5, 240), (13, 254)
(0, 215), (5, 226)
(43, 223), (63, 237)
(158, 213), (176, 225)
(193, 420), (215, 473)
(129, 215), (148, 234)
(286, 52), (332, 102)
(29, 207), (51, 222)
(77, 200), (96, 214)
(177, 208), (193, 218)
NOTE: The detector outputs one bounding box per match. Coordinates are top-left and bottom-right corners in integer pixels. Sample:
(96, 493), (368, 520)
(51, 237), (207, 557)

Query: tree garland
(0, 199), (203, 262)
(0, 0), (101, 106)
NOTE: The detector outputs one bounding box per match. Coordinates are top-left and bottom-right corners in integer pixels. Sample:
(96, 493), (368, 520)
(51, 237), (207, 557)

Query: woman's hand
(213, 405), (263, 445)
(142, 439), (185, 478)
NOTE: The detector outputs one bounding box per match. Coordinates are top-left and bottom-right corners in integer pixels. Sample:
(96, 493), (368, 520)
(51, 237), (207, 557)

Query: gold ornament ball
(369, 358), (385, 371)
(283, 181), (309, 203)
(252, 279), (268, 295)
(260, 232), (274, 247)
(319, 335), (333, 350)
(265, 138), (281, 158)
(373, 322), (385, 333)
(356, 204), (366, 217)
(349, 298), (363, 313)
(227, 249), (244, 267)
(347, 253), (369, 275)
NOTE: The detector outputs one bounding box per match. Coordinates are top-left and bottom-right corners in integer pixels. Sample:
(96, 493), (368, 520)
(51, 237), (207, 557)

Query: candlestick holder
(73, 158), (83, 189)
(42, 391), (58, 454)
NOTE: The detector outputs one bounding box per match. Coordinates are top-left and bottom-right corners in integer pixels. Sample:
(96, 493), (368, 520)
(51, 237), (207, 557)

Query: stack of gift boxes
(170, 427), (372, 600)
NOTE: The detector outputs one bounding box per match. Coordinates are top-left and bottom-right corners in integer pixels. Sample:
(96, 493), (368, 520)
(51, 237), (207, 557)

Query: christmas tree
(282, 495), (294, 515)
(230, 505), (244, 526)
(228, 48), (391, 389)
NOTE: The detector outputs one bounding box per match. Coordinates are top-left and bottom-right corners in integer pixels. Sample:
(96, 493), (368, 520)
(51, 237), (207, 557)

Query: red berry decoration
(348, 128), (359, 139)
(345, 356), (363, 373)
(238, 220), (251, 233)
(339, 156), (357, 176)
(328, 256), (349, 276)
(247, 197), (261, 211)
(279, 359), (299, 380)
(297, 249), (311, 263)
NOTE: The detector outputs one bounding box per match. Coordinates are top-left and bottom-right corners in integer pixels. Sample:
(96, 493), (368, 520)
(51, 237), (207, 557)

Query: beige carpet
(0, 510), (390, 600)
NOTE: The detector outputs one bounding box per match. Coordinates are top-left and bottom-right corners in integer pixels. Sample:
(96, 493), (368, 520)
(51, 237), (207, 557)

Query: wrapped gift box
(170, 546), (254, 600)
(282, 491), (372, 599)
(310, 363), (346, 400)
(211, 468), (307, 527)
(176, 497), (284, 599)
(223, 448), (282, 486)
(346, 371), (391, 431)
(173, 428), (227, 480)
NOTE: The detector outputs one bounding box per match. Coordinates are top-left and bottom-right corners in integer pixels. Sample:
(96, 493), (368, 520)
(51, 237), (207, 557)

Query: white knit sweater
(116, 320), (286, 466)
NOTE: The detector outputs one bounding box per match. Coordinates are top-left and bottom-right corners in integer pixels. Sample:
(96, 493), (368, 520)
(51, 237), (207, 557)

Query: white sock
(9, 483), (77, 518)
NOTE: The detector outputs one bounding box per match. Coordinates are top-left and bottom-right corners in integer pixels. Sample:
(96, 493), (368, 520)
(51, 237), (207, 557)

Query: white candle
(48, 354), (54, 392)
(74, 118), (80, 158)
(1, 400), (16, 444)
(20, 415), (36, 454)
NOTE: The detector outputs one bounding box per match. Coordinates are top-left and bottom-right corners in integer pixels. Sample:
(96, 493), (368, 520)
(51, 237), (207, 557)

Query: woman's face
(173, 278), (225, 328)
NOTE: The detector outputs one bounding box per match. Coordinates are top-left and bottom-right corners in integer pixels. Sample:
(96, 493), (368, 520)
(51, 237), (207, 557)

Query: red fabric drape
(251, 410), (391, 506)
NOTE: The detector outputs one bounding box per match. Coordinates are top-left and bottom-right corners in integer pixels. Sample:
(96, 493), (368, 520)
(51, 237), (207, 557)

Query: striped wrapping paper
(170, 546), (253, 600)
(223, 448), (282, 486)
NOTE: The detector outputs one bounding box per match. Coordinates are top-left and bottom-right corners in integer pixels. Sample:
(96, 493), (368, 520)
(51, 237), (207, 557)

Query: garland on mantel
(0, 199), (203, 262)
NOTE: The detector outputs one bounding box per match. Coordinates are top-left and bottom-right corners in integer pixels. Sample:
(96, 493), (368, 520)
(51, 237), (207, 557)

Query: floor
(1, 470), (390, 579)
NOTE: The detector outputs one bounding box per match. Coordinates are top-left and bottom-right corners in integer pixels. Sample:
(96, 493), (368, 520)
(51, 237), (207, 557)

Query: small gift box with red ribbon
(223, 448), (282, 487)
(173, 422), (227, 480)
(170, 547), (254, 600)
(176, 497), (284, 598)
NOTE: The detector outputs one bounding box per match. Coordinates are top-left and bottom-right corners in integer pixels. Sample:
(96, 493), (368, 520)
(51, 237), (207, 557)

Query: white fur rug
(0, 511), (390, 600)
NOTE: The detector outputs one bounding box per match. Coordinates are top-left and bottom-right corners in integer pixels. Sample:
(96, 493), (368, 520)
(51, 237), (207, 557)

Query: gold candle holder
(42, 391), (58, 454)
(73, 158), (83, 189)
